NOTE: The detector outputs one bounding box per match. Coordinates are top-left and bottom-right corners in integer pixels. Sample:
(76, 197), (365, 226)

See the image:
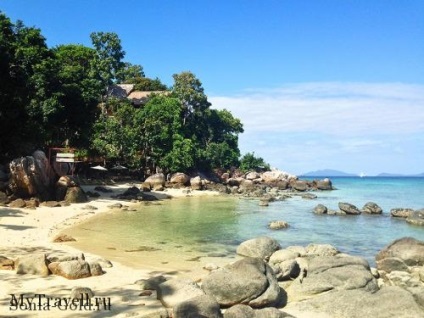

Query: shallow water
(64, 177), (424, 271)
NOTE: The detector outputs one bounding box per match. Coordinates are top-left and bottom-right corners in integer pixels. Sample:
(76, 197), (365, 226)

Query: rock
(107, 203), (123, 209)
(376, 257), (409, 273)
(268, 221), (289, 230)
(9, 198), (26, 208)
(239, 179), (255, 192)
(237, 236), (281, 260)
(145, 173), (165, 190)
(305, 243), (339, 256)
(246, 171), (260, 180)
(140, 182), (151, 192)
(255, 307), (294, 318)
(0, 191), (8, 204)
(204, 263), (220, 271)
(292, 180), (308, 191)
(173, 294), (223, 318)
(89, 257), (113, 268)
(0, 255), (15, 270)
(46, 252), (84, 263)
(261, 171), (290, 184)
(285, 255), (378, 302)
(284, 286), (424, 318)
(88, 262), (104, 276)
(376, 237), (424, 266)
(70, 287), (94, 300)
(94, 186), (113, 193)
(9, 150), (56, 201)
(40, 200), (61, 207)
(202, 257), (283, 308)
(315, 178), (333, 190)
(313, 204), (327, 214)
(190, 176), (203, 190)
(135, 275), (167, 290)
(48, 260), (92, 279)
(16, 254), (49, 277)
(269, 249), (300, 265)
(275, 259), (301, 281)
(157, 278), (205, 308)
(406, 210), (424, 226)
(55, 176), (75, 201)
(362, 202), (383, 214)
(338, 202), (361, 215)
(52, 234), (76, 242)
(24, 198), (39, 208)
(259, 198), (269, 206)
(301, 193), (317, 199)
(64, 186), (88, 203)
(224, 304), (255, 318)
(391, 208), (414, 218)
(170, 173), (190, 186)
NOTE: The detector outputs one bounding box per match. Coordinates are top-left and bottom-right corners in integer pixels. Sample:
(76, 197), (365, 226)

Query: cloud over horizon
(210, 82), (424, 175)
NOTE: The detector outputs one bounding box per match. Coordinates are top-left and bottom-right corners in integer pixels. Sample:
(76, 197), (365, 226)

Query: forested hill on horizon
(0, 11), (272, 175)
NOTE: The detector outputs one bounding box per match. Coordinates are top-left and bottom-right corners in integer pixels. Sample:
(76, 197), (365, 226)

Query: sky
(1, 0), (424, 175)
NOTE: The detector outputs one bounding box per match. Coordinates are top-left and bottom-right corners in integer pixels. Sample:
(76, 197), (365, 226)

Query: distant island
(301, 169), (424, 178)
(300, 169), (358, 177)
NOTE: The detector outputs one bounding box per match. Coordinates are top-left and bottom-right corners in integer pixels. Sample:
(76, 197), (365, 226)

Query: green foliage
(0, 11), (251, 176)
(128, 76), (168, 91)
(239, 152), (270, 172)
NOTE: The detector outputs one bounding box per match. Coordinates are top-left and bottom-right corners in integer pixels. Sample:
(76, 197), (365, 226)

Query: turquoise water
(67, 177), (424, 267)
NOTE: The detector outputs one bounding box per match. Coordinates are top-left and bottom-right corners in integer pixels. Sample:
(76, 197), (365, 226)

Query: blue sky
(2, 0), (424, 175)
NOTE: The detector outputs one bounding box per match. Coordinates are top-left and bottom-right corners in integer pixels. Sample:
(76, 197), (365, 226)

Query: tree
(171, 71), (211, 125)
(90, 32), (125, 87)
(239, 152), (270, 172)
(116, 62), (145, 83)
(128, 76), (168, 91)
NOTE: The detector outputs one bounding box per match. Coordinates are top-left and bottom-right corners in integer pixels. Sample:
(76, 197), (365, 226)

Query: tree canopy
(0, 11), (267, 176)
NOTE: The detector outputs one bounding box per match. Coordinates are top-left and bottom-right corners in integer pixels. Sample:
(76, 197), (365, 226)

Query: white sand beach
(0, 184), (222, 317)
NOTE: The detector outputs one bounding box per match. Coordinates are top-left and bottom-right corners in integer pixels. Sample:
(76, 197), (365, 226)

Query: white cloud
(209, 82), (424, 175)
(210, 82), (424, 136)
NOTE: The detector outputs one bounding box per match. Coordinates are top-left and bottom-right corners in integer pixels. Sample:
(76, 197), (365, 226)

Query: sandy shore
(0, 183), (221, 317)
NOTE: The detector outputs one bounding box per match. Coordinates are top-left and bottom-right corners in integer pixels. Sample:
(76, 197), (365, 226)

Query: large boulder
(9, 150), (57, 201)
(64, 186), (88, 203)
(291, 180), (308, 192)
(338, 202), (361, 215)
(145, 173), (165, 191)
(15, 253), (49, 277)
(237, 237), (281, 261)
(48, 260), (93, 279)
(170, 173), (190, 186)
(315, 178), (333, 190)
(157, 278), (205, 308)
(285, 255), (378, 302)
(202, 257), (283, 308)
(224, 304), (292, 318)
(362, 202), (383, 214)
(375, 237), (424, 266)
(313, 204), (328, 214)
(284, 286), (424, 318)
(190, 176), (203, 190)
(173, 294), (222, 318)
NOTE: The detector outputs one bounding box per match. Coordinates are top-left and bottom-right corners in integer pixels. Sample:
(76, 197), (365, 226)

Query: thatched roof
(107, 84), (135, 99)
(127, 91), (167, 106)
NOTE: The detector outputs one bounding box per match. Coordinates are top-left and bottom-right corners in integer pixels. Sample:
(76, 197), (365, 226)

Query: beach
(0, 184), (226, 317)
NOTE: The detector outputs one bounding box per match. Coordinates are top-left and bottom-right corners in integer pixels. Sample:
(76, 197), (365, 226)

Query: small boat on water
(359, 172), (366, 178)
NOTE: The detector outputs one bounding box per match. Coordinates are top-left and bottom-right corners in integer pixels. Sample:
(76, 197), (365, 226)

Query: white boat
(359, 172), (366, 178)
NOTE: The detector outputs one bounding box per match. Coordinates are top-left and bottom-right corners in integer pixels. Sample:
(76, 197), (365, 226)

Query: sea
(64, 177), (424, 271)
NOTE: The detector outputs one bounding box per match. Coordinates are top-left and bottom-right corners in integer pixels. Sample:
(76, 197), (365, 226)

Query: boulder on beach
(173, 294), (222, 318)
(145, 173), (165, 190)
(313, 204), (328, 214)
(406, 209), (424, 226)
(48, 260), (94, 279)
(157, 278), (205, 308)
(16, 253), (49, 277)
(170, 172), (190, 186)
(237, 236), (281, 260)
(190, 176), (203, 190)
(291, 180), (308, 191)
(0, 256), (15, 270)
(315, 178), (333, 190)
(202, 257), (284, 308)
(268, 220), (289, 230)
(375, 237), (424, 267)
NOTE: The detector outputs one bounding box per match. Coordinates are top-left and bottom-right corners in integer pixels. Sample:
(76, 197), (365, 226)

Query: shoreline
(0, 183), (226, 317)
